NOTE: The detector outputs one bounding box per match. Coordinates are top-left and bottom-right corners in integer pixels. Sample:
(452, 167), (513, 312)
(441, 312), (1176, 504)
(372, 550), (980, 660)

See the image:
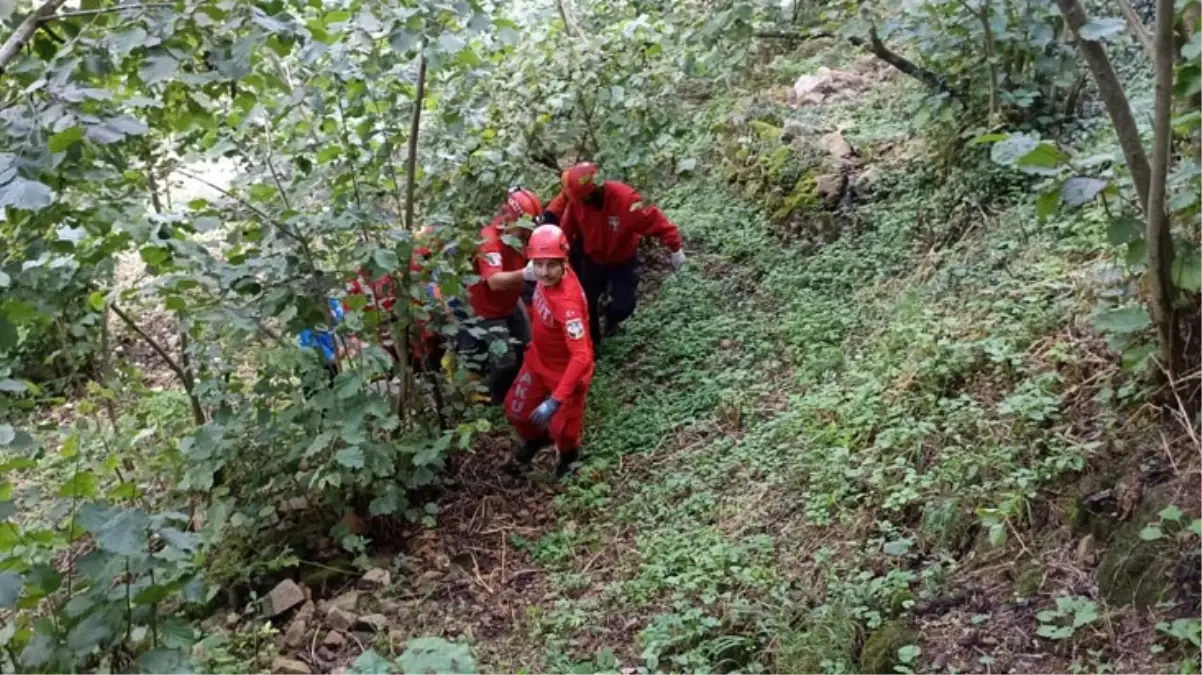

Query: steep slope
(370, 48), (1200, 675)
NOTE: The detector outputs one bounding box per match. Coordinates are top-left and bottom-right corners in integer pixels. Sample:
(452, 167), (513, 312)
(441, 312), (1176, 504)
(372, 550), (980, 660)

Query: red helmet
(562, 163), (599, 202)
(526, 224), (569, 260)
(503, 188), (542, 221)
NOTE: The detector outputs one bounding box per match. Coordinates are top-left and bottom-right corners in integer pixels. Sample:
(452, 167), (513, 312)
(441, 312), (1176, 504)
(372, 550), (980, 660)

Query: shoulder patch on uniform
(485, 252), (502, 267)
(566, 318), (585, 340)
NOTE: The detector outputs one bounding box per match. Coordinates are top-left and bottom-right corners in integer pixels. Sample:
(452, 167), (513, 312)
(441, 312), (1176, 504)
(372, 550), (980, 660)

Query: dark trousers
(576, 254), (640, 346)
(453, 303), (532, 404)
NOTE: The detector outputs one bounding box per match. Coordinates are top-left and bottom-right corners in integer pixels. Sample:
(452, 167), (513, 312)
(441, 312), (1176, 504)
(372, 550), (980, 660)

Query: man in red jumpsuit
(455, 187), (543, 404)
(541, 163), (686, 351)
(504, 224), (594, 479)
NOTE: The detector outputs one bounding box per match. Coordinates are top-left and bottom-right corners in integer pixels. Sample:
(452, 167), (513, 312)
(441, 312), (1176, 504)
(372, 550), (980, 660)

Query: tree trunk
(1146, 0), (1180, 376)
(1056, 0), (1152, 212)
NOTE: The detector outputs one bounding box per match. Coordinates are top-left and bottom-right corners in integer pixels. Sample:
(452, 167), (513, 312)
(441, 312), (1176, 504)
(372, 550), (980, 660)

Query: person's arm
(541, 191), (568, 226)
(628, 190), (682, 252)
(476, 235), (526, 292)
(550, 304), (593, 402)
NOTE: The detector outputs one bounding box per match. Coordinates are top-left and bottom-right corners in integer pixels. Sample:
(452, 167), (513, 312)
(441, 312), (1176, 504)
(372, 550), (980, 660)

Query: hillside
(0, 0), (1198, 673)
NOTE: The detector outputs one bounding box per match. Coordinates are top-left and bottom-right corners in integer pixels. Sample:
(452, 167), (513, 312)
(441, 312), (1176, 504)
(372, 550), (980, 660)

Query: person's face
(534, 258), (565, 286)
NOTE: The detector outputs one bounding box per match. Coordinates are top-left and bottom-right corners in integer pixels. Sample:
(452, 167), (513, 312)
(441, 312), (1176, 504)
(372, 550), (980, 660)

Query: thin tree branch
(53, 3), (174, 18)
(1117, 0), (1156, 59)
(0, 0), (70, 74)
(110, 302), (206, 424)
(1056, 0), (1152, 211)
(848, 27), (963, 99)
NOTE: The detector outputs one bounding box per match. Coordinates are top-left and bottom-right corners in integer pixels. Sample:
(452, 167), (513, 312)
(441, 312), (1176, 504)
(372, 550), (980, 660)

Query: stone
(357, 613), (388, 632)
(283, 617), (309, 649)
(360, 568), (391, 589)
(294, 601), (316, 624)
(272, 657), (312, 675)
(814, 173), (847, 206)
(852, 167), (881, 197)
(266, 579), (306, 617)
(820, 130), (855, 160)
(323, 590), (360, 615)
(327, 607), (356, 631)
(322, 630), (346, 649)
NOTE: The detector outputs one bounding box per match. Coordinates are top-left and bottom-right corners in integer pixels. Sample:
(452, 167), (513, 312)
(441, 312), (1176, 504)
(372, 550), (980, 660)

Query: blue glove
(529, 398), (560, 429)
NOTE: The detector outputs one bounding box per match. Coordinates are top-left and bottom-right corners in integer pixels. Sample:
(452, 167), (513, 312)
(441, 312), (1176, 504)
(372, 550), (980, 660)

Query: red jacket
(528, 268), (594, 401)
(556, 181), (681, 266)
(467, 216), (526, 319)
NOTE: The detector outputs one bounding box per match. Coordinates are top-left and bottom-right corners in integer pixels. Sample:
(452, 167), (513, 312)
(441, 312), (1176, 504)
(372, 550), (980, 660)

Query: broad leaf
(1171, 251), (1201, 293)
(139, 55), (180, 85)
(1094, 305), (1152, 334)
(990, 135), (1038, 166)
(0, 573), (22, 608)
(1078, 18), (1126, 41)
(137, 648), (195, 674)
(0, 177), (54, 211)
(66, 612), (111, 654)
(1060, 177), (1108, 207)
(334, 446), (365, 469)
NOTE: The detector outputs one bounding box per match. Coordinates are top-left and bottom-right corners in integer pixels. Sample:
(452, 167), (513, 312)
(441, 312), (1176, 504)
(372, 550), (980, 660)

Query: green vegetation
(0, 0), (1198, 672)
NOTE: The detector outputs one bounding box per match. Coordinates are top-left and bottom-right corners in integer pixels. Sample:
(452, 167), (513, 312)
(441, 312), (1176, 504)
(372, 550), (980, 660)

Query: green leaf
(1036, 186), (1061, 220)
(390, 28), (419, 53)
(1060, 177), (1108, 207)
(369, 491), (398, 516)
(1121, 342), (1156, 371)
(137, 648), (195, 674)
(48, 126), (84, 152)
(1107, 216), (1143, 246)
(334, 447), (365, 469)
(1079, 17), (1127, 41)
(0, 573), (22, 608)
(0, 379), (26, 394)
(140, 246), (170, 266)
(0, 176), (54, 211)
(0, 271), (8, 288)
(1094, 305), (1152, 334)
(397, 637), (477, 675)
(135, 583), (171, 606)
(139, 54), (179, 84)
(0, 425), (14, 446)
(20, 628), (54, 668)
(1126, 238), (1148, 266)
(1169, 188), (1199, 213)
(882, 538), (911, 556)
(58, 471), (98, 499)
(1016, 143), (1069, 175)
(317, 146), (341, 163)
(677, 157), (697, 173)
(1171, 252), (1201, 292)
(1184, 28), (1202, 60)
(0, 315), (14, 350)
(88, 507), (150, 555)
(990, 134), (1038, 166)
(897, 645), (921, 664)
(351, 649), (396, 675)
(67, 611), (111, 654)
(1190, 519), (1202, 537)
(1140, 525), (1164, 540)
(969, 133), (1008, 146)
(1159, 505), (1184, 522)
(88, 291), (105, 312)
(437, 33), (466, 54)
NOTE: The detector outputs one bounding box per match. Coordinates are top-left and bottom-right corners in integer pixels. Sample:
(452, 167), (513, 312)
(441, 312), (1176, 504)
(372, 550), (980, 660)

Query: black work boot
(554, 447), (581, 479)
(505, 437), (550, 476)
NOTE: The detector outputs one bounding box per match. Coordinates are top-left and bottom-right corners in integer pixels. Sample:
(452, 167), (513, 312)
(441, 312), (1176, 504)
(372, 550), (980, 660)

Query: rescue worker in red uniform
(504, 224), (594, 478)
(541, 163), (686, 351)
(455, 188), (543, 404)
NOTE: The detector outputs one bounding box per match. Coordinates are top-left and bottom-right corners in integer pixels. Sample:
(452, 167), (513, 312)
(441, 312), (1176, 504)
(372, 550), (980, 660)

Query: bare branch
(0, 0), (70, 74)
(1117, 0), (1156, 58)
(110, 302), (205, 424)
(848, 27), (962, 99)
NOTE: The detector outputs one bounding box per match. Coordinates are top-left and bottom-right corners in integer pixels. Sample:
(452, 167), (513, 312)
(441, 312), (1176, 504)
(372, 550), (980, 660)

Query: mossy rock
(859, 620), (916, 674)
(1097, 508), (1177, 609)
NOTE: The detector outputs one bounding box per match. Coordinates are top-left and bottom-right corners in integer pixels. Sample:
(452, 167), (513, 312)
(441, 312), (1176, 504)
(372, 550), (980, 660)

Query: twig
(54, 3), (174, 18)
(0, 0), (70, 74)
(110, 302), (205, 424)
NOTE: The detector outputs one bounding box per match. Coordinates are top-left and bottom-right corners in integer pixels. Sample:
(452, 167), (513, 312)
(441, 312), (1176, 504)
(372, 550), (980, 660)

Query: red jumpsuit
(504, 267), (594, 452)
(555, 181), (681, 265)
(467, 216), (527, 319)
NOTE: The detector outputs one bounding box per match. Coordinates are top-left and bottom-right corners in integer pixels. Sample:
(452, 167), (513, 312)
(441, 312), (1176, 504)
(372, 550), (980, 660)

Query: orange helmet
(561, 163), (599, 202)
(503, 187), (542, 221)
(526, 224), (569, 260)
